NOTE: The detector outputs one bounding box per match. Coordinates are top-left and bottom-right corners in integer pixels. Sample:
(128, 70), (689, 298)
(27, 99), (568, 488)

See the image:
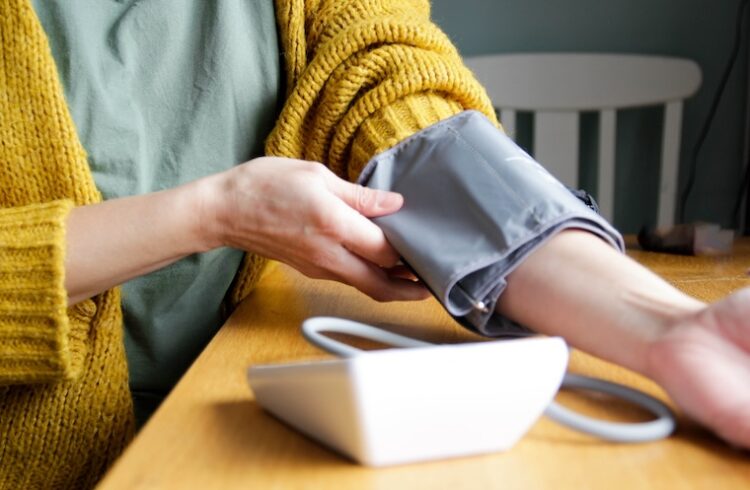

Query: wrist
(616, 288), (705, 377)
(643, 302), (706, 381)
(181, 173), (227, 252)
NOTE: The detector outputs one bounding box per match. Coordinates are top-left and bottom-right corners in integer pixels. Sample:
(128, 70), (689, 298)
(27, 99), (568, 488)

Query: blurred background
(431, 0), (750, 235)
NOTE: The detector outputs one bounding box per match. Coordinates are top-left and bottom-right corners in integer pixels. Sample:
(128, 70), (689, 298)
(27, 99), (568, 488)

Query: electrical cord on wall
(733, 153), (750, 228)
(678, 0), (749, 225)
(734, 0), (750, 232)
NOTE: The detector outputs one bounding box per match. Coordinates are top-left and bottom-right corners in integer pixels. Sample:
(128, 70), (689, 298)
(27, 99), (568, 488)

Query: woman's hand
(647, 288), (750, 448)
(200, 157), (428, 302)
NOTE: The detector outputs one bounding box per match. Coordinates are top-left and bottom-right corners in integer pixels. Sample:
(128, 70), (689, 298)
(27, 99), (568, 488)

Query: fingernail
(375, 191), (403, 210)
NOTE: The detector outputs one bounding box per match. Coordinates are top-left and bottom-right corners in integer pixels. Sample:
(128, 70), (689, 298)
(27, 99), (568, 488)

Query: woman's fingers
(321, 246), (429, 302)
(320, 169), (404, 267)
(334, 204), (401, 267)
(322, 169), (404, 218)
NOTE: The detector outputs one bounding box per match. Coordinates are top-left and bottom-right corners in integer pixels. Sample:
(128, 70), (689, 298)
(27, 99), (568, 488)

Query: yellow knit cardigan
(0, 0), (495, 487)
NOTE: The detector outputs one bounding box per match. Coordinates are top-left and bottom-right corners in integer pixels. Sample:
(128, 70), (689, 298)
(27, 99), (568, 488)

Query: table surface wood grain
(98, 239), (750, 489)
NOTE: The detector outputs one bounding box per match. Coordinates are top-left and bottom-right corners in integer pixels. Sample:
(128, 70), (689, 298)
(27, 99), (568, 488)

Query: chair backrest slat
(534, 111), (580, 189)
(659, 101), (685, 227)
(467, 53), (701, 110)
(500, 109), (517, 139)
(597, 109), (618, 221)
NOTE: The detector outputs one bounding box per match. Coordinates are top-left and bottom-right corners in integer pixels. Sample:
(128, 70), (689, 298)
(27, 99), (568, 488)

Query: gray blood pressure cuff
(357, 110), (624, 336)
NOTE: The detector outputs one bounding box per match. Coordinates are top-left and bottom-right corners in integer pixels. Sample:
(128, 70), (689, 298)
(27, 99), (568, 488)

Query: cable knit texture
(230, 0), (497, 306)
(0, 1), (135, 488)
(1, 0), (495, 487)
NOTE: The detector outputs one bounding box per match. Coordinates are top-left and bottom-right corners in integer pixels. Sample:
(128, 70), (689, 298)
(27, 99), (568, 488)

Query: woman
(1, 1), (748, 488)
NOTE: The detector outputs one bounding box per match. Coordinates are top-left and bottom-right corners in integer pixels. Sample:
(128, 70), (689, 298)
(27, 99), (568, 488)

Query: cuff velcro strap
(358, 110), (624, 336)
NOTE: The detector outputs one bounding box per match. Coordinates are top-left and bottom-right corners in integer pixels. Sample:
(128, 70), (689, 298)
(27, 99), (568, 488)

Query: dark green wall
(430, 0), (749, 233)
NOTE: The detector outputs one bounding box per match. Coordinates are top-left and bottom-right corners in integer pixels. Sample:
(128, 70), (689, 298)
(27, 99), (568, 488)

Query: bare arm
(497, 230), (750, 448)
(497, 230), (704, 375)
(64, 157), (427, 305)
(64, 180), (207, 304)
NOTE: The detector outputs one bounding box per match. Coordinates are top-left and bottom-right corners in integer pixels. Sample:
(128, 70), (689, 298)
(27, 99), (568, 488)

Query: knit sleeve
(267, 0), (498, 180)
(0, 200), (92, 385)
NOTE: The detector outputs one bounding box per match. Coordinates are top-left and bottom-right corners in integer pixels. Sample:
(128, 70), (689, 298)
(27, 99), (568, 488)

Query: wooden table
(98, 239), (750, 489)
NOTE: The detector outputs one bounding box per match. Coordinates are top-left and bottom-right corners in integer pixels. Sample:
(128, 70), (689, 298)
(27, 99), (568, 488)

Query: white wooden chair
(464, 53), (702, 226)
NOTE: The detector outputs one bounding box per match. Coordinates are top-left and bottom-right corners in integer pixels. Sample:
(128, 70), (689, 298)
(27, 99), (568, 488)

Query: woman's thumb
(332, 180), (404, 217)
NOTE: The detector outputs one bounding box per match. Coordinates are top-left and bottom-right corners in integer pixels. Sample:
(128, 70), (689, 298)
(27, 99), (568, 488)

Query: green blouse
(33, 0), (281, 424)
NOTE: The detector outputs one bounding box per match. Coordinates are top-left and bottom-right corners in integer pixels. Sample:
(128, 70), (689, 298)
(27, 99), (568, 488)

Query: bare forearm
(64, 178), (212, 305)
(496, 230), (705, 376)
(63, 157), (423, 306)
